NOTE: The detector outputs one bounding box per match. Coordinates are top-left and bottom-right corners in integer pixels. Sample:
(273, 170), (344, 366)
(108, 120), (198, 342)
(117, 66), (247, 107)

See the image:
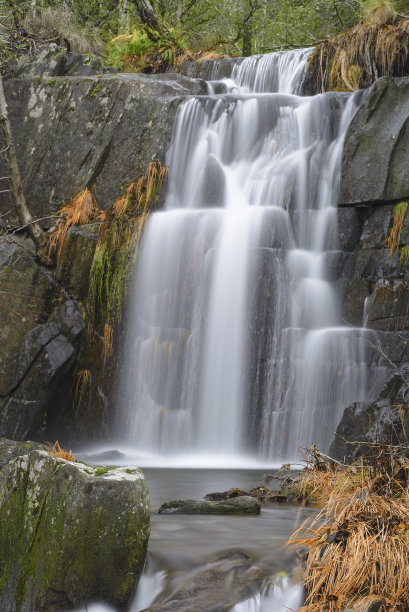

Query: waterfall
(117, 50), (376, 463)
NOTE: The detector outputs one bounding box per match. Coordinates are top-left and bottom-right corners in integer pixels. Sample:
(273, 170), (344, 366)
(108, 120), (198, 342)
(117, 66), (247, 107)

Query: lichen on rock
(0, 440), (150, 611)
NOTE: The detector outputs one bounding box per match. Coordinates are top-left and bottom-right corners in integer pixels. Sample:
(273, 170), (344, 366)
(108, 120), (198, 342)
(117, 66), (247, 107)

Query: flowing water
(88, 49), (391, 611)
(117, 48), (381, 464)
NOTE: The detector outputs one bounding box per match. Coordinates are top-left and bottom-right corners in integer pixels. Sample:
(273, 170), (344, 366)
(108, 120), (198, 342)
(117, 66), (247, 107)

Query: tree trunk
(133, 0), (158, 28)
(119, 0), (129, 33)
(0, 74), (49, 264)
(242, 16), (252, 56)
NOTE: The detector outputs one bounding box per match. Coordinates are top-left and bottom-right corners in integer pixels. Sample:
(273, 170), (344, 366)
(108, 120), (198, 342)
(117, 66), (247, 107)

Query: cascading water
(117, 49), (381, 463)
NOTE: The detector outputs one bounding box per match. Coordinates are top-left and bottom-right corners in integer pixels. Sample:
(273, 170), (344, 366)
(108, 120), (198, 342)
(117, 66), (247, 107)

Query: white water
(117, 49), (382, 464)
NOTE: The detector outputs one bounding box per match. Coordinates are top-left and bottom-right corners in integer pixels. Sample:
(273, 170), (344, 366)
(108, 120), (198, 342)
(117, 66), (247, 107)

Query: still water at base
(74, 467), (314, 611)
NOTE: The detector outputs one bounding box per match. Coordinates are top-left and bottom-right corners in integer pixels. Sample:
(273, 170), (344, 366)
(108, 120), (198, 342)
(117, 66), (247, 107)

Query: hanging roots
(74, 369), (92, 415)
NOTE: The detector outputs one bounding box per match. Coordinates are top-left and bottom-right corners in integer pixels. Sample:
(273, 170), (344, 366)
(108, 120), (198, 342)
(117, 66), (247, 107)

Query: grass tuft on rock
(387, 200), (408, 258)
(304, 13), (409, 93)
(289, 444), (409, 611)
(363, 0), (397, 26)
(44, 440), (76, 462)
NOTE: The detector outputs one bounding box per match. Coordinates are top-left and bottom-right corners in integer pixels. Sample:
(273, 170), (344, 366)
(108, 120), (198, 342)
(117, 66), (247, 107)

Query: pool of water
(74, 465), (313, 611)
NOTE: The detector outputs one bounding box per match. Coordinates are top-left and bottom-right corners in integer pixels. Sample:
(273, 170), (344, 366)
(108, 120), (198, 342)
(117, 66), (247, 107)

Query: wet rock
(179, 57), (243, 80)
(340, 77), (409, 205)
(338, 207), (361, 251)
(142, 551), (263, 611)
(366, 279), (409, 330)
(158, 496), (261, 514)
(0, 441), (150, 612)
(344, 599), (383, 612)
(330, 372), (409, 463)
(0, 238), (85, 440)
(55, 223), (100, 302)
(205, 488), (249, 501)
(0, 72), (206, 227)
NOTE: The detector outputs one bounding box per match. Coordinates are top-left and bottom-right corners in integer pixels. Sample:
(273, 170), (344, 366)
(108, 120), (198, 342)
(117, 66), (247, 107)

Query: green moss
(44, 79), (55, 86)
(89, 83), (102, 97)
(94, 467), (108, 476)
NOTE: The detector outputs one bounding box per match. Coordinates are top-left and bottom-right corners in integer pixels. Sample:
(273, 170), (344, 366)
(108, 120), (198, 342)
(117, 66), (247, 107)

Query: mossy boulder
(0, 440), (150, 611)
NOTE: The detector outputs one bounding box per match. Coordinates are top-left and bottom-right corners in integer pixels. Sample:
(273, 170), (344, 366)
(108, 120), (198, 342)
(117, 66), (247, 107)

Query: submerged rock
(158, 496), (261, 514)
(0, 439), (150, 611)
(142, 551), (264, 611)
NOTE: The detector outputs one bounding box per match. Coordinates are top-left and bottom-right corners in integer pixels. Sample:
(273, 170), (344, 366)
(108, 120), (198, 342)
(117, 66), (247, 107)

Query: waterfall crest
(117, 50), (380, 463)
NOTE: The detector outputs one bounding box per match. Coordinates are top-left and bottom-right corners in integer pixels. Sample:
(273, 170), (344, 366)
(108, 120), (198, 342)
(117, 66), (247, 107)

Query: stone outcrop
(0, 236), (85, 441)
(340, 77), (409, 205)
(0, 438), (150, 612)
(0, 59), (206, 227)
(142, 551), (263, 612)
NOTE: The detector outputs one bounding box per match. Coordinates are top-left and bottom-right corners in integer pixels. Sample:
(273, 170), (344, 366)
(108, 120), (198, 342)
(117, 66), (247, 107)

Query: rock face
(158, 496), (261, 514)
(0, 68), (206, 227)
(142, 551), (263, 612)
(0, 237), (85, 441)
(340, 77), (409, 205)
(0, 438), (150, 612)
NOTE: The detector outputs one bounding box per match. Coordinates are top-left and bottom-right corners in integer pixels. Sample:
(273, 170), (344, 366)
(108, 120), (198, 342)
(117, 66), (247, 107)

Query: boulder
(340, 77), (409, 205)
(179, 57), (243, 80)
(0, 439), (150, 612)
(158, 496), (261, 514)
(330, 372), (409, 463)
(142, 551), (263, 611)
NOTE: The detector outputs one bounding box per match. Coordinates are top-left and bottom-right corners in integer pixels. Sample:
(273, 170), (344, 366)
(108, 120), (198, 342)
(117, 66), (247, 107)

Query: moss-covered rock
(0, 440), (150, 611)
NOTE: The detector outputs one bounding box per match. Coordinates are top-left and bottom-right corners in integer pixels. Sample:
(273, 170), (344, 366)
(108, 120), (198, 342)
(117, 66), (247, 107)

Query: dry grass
(48, 188), (101, 263)
(102, 323), (114, 368)
(44, 440), (76, 462)
(387, 200), (408, 257)
(364, 1), (397, 26)
(289, 446), (409, 611)
(74, 369), (92, 415)
(22, 6), (102, 54)
(306, 15), (409, 92)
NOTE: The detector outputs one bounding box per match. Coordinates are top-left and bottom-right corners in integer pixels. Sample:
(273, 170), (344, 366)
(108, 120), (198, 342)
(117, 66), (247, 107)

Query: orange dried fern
(48, 188), (101, 263)
(44, 440), (76, 462)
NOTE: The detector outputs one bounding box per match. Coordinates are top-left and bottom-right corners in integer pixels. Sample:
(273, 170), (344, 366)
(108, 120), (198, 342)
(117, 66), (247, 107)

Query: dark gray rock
(0, 237), (85, 440)
(158, 496), (261, 514)
(338, 207), (362, 251)
(340, 77), (409, 205)
(0, 73), (206, 227)
(366, 279), (409, 330)
(179, 57), (243, 80)
(55, 223), (100, 302)
(142, 551), (263, 611)
(0, 441), (150, 611)
(330, 372), (409, 462)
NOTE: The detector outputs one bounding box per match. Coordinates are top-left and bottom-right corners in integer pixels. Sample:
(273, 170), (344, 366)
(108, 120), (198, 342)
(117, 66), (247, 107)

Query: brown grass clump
(48, 188), (101, 263)
(44, 440), (76, 462)
(387, 200), (408, 257)
(74, 369), (92, 415)
(364, 1), (397, 26)
(289, 445), (409, 611)
(304, 15), (409, 93)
